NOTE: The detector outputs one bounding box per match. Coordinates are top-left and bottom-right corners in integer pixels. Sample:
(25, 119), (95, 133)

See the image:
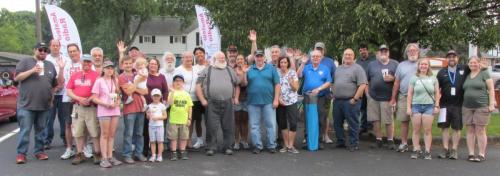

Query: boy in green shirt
(167, 75), (193, 161)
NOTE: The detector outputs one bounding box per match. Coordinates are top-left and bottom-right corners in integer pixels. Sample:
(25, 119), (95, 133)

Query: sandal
(477, 155), (486, 162)
(467, 155), (476, 162)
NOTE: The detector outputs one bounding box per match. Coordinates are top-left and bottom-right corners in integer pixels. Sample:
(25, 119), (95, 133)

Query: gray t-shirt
(395, 60), (418, 95)
(367, 59), (399, 101)
(333, 63), (367, 99)
(15, 57), (57, 110)
(197, 66), (240, 101)
(355, 56), (375, 72)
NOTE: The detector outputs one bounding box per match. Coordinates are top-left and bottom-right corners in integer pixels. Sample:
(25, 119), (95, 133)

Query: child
(167, 75), (193, 161)
(124, 57), (148, 109)
(147, 88), (168, 162)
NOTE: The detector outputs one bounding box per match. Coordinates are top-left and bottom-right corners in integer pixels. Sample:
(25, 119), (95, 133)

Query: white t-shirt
(174, 65), (202, 101)
(148, 103), (166, 126)
(62, 60), (82, 102)
(134, 68), (148, 89)
(160, 69), (175, 90)
(45, 54), (69, 95)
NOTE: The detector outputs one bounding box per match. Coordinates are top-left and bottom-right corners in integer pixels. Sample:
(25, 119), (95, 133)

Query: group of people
(14, 30), (494, 168)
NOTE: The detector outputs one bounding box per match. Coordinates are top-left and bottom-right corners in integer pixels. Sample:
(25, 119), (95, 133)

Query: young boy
(167, 75), (193, 161)
(147, 88), (167, 162)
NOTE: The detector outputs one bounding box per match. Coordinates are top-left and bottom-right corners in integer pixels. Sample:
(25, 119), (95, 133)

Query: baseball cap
(255, 50), (264, 56)
(173, 74), (184, 82)
(379, 44), (389, 51)
(82, 54), (92, 62)
(34, 42), (48, 49)
(227, 44), (238, 52)
(103, 60), (114, 68)
(446, 50), (458, 57)
(151, 88), (162, 96)
(314, 42), (325, 49)
(129, 46), (139, 52)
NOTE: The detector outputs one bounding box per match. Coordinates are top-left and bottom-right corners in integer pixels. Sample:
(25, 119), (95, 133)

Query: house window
(144, 36), (151, 43)
(196, 32), (200, 46)
(170, 36), (173, 44)
(139, 36), (143, 43)
(174, 36), (180, 43)
(182, 36), (186, 44)
(139, 35), (155, 44)
(152, 36), (155, 43)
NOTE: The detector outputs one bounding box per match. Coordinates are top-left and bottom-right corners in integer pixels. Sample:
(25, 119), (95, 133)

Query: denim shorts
(234, 100), (248, 111)
(411, 104), (434, 115)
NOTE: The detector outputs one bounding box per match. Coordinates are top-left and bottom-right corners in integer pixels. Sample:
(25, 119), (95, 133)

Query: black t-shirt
(15, 57), (57, 110)
(437, 64), (470, 107)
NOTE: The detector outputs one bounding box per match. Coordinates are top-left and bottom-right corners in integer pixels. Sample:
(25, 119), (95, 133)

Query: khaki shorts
(367, 95), (393, 124)
(396, 95), (410, 122)
(462, 107), (491, 126)
(72, 105), (99, 138)
(168, 123), (189, 140)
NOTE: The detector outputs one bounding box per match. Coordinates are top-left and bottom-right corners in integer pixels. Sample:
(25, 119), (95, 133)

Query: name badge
(451, 87), (456, 96)
(459, 70), (464, 75)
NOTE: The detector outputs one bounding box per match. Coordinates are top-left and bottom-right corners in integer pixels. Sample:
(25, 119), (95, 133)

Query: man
(226, 44), (238, 68)
(297, 50), (332, 149)
(390, 43), (419, 153)
(160, 51), (177, 91)
(356, 44), (376, 134)
(43, 39), (68, 150)
(117, 40), (141, 69)
(196, 52), (240, 156)
(14, 42), (58, 164)
(436, 50), (470, 159)
(365, 45), (399, 149)
(66, 54), (101, 165)
(246, 50), (280, 154)
(90, 47), (104, 73)
(174, 52), (204, 149)
(332, 48), (367, 152)
(119, 56), (149, 163)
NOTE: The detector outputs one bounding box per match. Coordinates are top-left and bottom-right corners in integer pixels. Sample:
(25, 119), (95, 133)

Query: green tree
(0, 9), (36, 54)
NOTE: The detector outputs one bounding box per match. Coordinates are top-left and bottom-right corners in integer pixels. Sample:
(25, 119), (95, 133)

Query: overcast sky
(0, 0), (36, 12)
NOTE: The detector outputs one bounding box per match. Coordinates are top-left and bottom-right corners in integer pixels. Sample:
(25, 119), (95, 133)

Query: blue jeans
(248, 104), (277, 150)
(122, 112), (145, 158)
(16, 108), (50, 155)
(411, 104), (434, 115)
(43, 95), (64, 145)
(333, 99), (361, 146)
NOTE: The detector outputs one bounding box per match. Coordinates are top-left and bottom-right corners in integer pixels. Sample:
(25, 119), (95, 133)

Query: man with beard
(196, 52), (240, 155)
(356, 44), (375, 134)
(390, 43), (420, 153)
(436, 50), (470, 159)
(365, 45), (399, 149)
(160, 51), (177, 91)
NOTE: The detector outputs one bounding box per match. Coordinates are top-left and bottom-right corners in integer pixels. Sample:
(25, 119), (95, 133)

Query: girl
(147, 89), (168, 162)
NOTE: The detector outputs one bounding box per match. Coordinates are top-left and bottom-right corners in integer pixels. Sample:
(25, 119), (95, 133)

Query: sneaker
(35, 153), (49, 160)
(93, 153), (102, 165)
(123, 157), (135, 164)
(100, 159), (112, 168)
(279, 147), (288, 153)
(193, 138), (204, 149)
(302, 139), (307, 144)
(324, 135), (334, 144)
(387, 140), (396, 150)
(72, 153), (86, 165)
(268, 148), (276, 154)
(288, 147), (300, 154)
(241, 141), (250, 149)
(233, 143), (240, 151)
(83, 145), (93, 158)
(60, 148), (75, 160)
(423, 151), (432, 160)
(449, 149), (458, 160)
(477, 155), (486, 162)
(438, 149), (450, 159)
(180, 151), (189, 160)
(319, 143), (325, 150)
(16, 154), (26, 164)
(109, 157), (122, 166)
(170, 152), (178, 161)
(156, 156), (163, 162)
(149, 155), (156, 162)
(134, 155), (148, 162)
(44, 144), (51, 150)
(205, 150), (214, 156)
(224, 149), (233, 155)
(396, 144), (409, 153)
(348, 145), (359, 152)
(410, 150), (422, 159)
(371, 139), (383, 149)
(252, 148), (262, 154)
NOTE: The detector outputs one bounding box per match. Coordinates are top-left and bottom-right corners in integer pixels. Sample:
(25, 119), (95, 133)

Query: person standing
(436, 50), (470, 159)
(332, 48), (367, 152)
(277, 56), (300, 153)
(233, 54), (250, 150)
(356, 44), (375, 134)
(14, 42), (58, 164)
(462, 56), (495, 162)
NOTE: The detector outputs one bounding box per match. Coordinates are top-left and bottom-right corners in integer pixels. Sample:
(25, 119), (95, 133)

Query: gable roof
(131, 17), (198, 36)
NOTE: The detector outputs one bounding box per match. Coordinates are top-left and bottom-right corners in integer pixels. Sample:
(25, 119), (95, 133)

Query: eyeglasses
(37, 48), (49, 53)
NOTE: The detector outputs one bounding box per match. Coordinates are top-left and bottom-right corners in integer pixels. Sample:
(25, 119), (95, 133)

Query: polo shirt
(246, 63), (280, 105)
(437, 64), (470, 107)
(302, 64), (332, 97)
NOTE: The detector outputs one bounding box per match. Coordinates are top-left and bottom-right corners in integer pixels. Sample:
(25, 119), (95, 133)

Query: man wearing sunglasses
(15, 42), (58, 164)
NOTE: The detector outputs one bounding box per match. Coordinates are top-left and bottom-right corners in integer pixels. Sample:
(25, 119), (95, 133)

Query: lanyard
(448, 69), (456, 87)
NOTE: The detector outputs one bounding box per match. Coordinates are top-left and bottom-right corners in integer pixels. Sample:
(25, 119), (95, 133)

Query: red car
(0, 64), (17, 122)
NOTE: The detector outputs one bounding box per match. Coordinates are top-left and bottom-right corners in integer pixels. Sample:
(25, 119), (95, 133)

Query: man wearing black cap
(436, 50), (470, 159)
(14, 42), (58, 164)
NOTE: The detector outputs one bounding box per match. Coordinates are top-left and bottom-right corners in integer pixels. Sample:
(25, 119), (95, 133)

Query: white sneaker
(83, 145), (93, 158)
(60, 148), (75, 160)
(156, 156), (163, 162)
(324, 135), (334, 144)
(149, 155), (156, 162)
(241, 141), (250, 149)
(233, 143), (240, 150)
(193, 138), (204, 149)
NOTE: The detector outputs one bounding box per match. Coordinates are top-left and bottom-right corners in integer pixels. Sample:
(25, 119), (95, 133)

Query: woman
(143, 58), (169, 156)
(277, 56), (300, 153)
(462, 56), (495, 162)
(233, 54), (250, 150)
(407, 58), (440, 160)
(91, 61), (122, 168)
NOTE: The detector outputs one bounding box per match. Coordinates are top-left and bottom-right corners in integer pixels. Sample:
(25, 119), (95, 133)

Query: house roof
(131, 17), (198, 36)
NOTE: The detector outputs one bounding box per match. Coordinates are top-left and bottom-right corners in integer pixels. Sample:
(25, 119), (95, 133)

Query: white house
(130, 17), (200, 65)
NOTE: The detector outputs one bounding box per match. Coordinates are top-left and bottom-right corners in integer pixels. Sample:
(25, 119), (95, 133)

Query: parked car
(0, 64), (17, 122)
(490, 64), (500, 89)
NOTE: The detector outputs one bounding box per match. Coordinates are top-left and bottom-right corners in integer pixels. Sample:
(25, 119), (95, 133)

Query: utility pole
(35, 0), (42, 42)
